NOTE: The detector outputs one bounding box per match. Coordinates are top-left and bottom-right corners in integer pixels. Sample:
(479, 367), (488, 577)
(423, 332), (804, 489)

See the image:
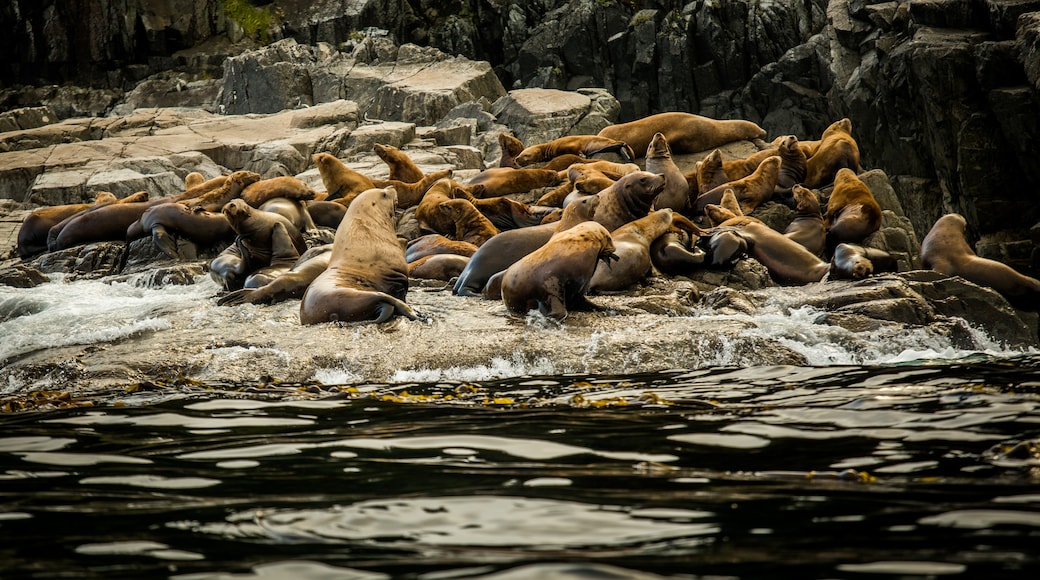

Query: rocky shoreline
(1, 37), (1038, 401)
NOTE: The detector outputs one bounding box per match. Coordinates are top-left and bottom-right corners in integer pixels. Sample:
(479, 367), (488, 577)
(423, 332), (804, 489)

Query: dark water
(2, 355), (1039, 579)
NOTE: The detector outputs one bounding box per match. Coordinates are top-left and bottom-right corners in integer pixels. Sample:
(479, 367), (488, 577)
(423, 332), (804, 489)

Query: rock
(0, 107), (59, 133)
(0, 264), (50, 288)
(31, 242), (126, 280)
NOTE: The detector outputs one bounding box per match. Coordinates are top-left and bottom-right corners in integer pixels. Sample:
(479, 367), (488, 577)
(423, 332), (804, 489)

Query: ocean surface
(1, 276), (1039, 578)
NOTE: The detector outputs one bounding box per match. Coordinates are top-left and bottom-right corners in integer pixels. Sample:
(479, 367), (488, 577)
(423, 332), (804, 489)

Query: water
(2, 357), (1039, 579)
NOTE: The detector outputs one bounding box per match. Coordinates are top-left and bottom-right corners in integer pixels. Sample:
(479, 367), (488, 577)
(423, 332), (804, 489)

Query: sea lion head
(621, 171), (667, 201)
(791, 185), (821, 215)
(646, 132), (671, 159)
(222, 198), (253, 224)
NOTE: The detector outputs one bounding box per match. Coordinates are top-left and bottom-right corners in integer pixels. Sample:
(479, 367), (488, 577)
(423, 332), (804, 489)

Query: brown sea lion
(374, 143), (424, 183)
(501, 221), (618, 320)
(408, 253), (471, 281)
(453, 195), (602, 298)
(217, 245), (332, 307)
(692, 149), (728, 195)
(465, 167), (564, 197)
(438, 198), (500, 247)
(450, 188), (556, 230)
(18, 192), (119, 258)
(130, 202), (233, 260)
(313, 152), (376, 204)
(209, 199), (307, 290)
(405, 234), (479, 263)
(593, 171), (667, 232)
(824, 168), (882, 248)
(597, 112), (766, 159)
(498, 133), (525, 168)
(184, 170), (261, 212)
(644, 132), (690, 213)
(804, 118), (860, 188)
(515, 135), (635, 166)
(704, 189), (742, 227)
(721, 147), (781, 182)
(920, 213), (1040, 301)
(299, 187), (422, 325)
(242, 222), (303, 289)
(240, 176), (316, 208)
(371, 169), (454, 208)
(714, 218), (831, 285)
(305, 200), (348, 230)
(259, 198), (318, 236)
(414, 179), (458, 236)
(693, 156), (781, 216)
(590, 209), (675, 292)
(48, 192), (154, 251)
(783, 185), (825, 256)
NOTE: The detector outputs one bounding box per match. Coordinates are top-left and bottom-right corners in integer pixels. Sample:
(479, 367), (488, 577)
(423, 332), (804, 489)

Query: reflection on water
(1, 356), (1039, 578)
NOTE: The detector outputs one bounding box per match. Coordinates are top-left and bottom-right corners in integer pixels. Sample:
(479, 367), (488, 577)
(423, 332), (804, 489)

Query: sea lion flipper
(217, 288), (256, 306)
(151, 224), (183, 260)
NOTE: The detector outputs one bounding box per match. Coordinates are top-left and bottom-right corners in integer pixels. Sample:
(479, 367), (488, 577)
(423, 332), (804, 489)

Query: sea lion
(592, 171), (667, 232)
(240, 176), (316, 208)
(804, 118), (860, 188)
(498, 133), (525, 168)
(184, 171), (262, 212)
(920, 213), (1040, 301)
(438, 198), (499, 247)
(408, 253), (471, 281)
(704, 189), (742, 227)
(218, 245), (332, 307)
(453, 195), (601, 298)
(414, 179), (460, 235)
(209, 199), (307, 290)
(783, 185), (825, 256)
(299, 187), (422, 325)
(374, 143), (424, 183)
(259, 197), (319, 236)
(597, 112), (766, 159)
(450, 188), (556, 230)
(18, 192), (120, 258)
(692, 156), (781, 216)
(305, 201), (348, 230)
(313, 152), (376, 204)
(705, 228), (749, 267)
(515, 135), (635, 166)
(648, 214), (709, 276)
(824, 168), (882, 248)
(465, 167), (564, 197)
(775, 135), (808, 190)
(371, 169), (454, 208)
(644, 132), (690, 213)
(500, 221), (618, 320)
(49, 193), (154, 251)
(405, 234), (479, 263)
(590, 208), (675, 292)
(829, 243), (897, 281)
(130, 202), (233, 259)
(714, 218), (831, 284)
(242, 222), (303, 289)
(693, 149), (728, 195)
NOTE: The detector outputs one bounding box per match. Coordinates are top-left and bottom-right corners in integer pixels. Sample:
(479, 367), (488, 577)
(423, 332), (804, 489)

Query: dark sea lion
(465, 167), (564, 197)
(590, 208), (675, 292)
(185, 170), (262, 212)
(804, 118), (861, 188)
(704, 189), (743, 226)
(240, 176), (317, 208)
(650, 216), (709, 276)
(501, 221), (618, 320)
(693, 156), (781, 216)
(408, 253), (471, 281)
(299, 187), (422, 325)
(371, 169), (454, 208)
(18, 192), (119, 258)
(210, 199), (307, 290)
(775, 135), (808, 189)
(242, 222), (303, 289)
(218, 245), (332, 307)
(921, 213), (1040, 301)
(829, 243), (896, 281)
(644, 132), (690, 213)
(498, 133), (525, 168)
(313, 152), (376, 204)
(597, 112), (766, 159)
(824, 168), (882, 248)
(131, 203), (233, 259)
(593, 171), (667, 232)
(515, 135), (635, 166)
(783, 184), (825, 256)
(374, 143), (424, 183)
(453, 195), (601, 298)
